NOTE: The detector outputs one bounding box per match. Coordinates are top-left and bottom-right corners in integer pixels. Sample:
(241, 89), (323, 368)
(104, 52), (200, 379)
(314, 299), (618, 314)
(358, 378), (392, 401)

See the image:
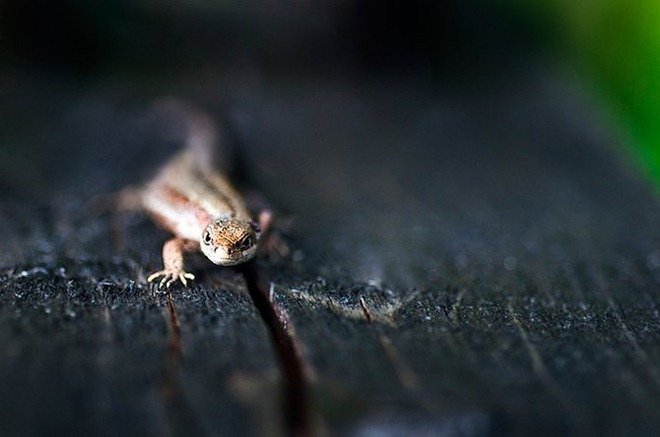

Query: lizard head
(200, 218), (260, 266)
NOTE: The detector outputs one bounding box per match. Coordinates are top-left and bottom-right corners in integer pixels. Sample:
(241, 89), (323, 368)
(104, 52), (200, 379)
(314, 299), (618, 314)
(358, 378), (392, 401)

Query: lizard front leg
(147, 238), (199, 288)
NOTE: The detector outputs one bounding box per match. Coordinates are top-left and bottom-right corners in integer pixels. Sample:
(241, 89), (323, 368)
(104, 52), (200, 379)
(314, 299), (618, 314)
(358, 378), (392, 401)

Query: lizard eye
(203, 231), (212, 245)
(237, 236), (254, 251)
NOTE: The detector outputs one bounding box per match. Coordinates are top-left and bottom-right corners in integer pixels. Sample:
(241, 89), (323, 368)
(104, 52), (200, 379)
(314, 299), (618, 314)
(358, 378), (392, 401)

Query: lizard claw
(147, 269), (195, 289)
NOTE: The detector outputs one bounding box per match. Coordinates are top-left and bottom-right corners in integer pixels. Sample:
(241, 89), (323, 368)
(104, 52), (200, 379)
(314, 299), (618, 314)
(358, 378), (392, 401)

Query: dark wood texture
(0, 62), (659, 436)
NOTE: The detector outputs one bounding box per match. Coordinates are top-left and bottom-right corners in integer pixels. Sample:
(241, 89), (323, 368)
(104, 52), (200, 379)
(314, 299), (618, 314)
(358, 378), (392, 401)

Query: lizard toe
(147, 269), (194, 289)
(147, 271), (164, 283)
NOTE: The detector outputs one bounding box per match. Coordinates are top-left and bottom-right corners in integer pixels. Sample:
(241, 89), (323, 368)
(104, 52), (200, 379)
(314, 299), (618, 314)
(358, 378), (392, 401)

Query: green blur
(500, 0), (660, 186)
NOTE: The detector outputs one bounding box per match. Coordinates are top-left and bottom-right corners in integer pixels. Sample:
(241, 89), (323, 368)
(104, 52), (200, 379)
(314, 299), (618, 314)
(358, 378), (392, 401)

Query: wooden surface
(0, 62), (659, 436)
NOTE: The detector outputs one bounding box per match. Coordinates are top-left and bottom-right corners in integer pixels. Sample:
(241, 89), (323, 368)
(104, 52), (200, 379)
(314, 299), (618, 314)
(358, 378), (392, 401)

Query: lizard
(114, 100), (273, 289)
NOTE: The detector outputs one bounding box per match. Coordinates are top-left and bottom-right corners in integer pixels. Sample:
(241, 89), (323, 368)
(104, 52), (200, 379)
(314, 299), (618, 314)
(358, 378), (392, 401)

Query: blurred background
(1, 0), (659, 189)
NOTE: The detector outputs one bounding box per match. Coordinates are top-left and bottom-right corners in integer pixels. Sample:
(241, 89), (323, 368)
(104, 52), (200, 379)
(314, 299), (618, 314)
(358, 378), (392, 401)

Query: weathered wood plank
(244, 72), (660, 435)
(0, 64), (659, 436)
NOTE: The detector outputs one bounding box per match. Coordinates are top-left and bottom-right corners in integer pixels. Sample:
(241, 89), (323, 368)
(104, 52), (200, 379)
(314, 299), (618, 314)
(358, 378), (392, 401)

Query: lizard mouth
(204, 244), (257, 266)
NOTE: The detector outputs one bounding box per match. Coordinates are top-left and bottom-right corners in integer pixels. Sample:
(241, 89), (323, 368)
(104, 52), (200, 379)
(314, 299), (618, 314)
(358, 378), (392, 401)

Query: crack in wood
(506, 301), (587, 432)
(359, 297), (441, 414)
(281, 287), (423, 328)
(448, 288), (466, 326)
(166, 296), (182, 363)
(162, 295), (207, 436)
(239, 261), (311, 437)
(507, 302), (561, 397)
(590, 265), (660, 391)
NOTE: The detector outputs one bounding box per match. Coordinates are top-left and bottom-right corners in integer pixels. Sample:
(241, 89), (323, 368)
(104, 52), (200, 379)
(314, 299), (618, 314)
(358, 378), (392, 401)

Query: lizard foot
(147, 269), (195, 289)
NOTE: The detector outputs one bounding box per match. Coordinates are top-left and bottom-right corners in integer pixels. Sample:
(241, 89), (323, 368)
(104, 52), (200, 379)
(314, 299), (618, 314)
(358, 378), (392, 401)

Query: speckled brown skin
(122, 102), (266, 288)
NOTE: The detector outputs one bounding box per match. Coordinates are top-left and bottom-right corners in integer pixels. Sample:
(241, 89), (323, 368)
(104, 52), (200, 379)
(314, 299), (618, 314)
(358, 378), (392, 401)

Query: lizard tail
(151, 98), (230, 175)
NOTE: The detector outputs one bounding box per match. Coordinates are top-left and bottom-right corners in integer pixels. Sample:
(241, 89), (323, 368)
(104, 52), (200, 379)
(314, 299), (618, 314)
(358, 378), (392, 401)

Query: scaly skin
(119, 101), (269, 288)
